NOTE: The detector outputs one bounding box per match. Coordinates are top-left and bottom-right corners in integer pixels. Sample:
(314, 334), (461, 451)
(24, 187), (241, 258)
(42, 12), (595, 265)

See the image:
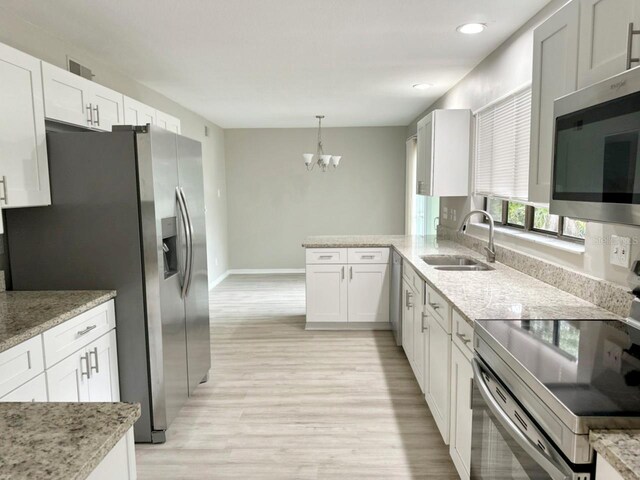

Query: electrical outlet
(603, 339), (622, 372)
(610, 235), (631, 268)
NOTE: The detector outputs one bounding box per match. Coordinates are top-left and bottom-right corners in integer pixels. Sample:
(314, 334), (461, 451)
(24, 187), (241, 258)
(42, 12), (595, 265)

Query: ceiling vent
(68, 58), (94, 80)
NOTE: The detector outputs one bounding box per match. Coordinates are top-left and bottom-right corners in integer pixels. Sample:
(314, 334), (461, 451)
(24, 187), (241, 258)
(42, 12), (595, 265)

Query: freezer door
(177, 135), (211, 394)
(137, 126), (189, 436)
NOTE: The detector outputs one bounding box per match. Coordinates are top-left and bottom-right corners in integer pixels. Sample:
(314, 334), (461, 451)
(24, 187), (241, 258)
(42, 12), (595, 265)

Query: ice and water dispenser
(161, 216), (179, 278)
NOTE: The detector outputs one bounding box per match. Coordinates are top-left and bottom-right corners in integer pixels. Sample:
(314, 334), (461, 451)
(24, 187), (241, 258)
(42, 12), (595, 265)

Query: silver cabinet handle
(349, 266), (353, 281)
(80, 354), (91, 379)
(93, 104), (100, 126)
(627, 22), (640, 69)
(0, 175), (7, 205)
(406, 291), (413, 308)
(86, 103), (93, 125)
(341, 266), (345, 280)
(318, 255), (332, 260)
(361, 255), (375, 259)
(429, 302), (441, 310)
(456, 332), (471, 345)
(77, 324), (97, 336)
(89, 347), (99, 374)
(421, 312), (428, 332)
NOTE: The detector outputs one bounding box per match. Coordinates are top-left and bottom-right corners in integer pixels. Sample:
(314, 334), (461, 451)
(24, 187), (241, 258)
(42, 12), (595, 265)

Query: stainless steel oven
(470, 356), (590, 480)
(551, 65), (640, 225)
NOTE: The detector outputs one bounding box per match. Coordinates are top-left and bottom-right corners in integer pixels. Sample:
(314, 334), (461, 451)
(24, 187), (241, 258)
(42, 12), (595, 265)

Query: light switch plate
(610, 235), (631, 268)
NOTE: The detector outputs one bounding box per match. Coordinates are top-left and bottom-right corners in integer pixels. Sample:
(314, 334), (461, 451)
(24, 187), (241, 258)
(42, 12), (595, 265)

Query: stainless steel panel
(176, 135), (211, 394)
(390, 251), (402, 346)
(551, 65), (640, 225)
(138, 126), (189, 431)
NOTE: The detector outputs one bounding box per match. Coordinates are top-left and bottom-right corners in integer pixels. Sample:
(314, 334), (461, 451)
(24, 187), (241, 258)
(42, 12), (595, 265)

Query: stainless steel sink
(421, 255), (494, 271)
(421, 255), (481, 266)
(434, 264), (494, 272)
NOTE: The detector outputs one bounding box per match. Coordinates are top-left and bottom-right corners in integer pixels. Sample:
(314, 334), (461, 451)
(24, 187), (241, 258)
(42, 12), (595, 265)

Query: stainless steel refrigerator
(6, 125), (210, 443)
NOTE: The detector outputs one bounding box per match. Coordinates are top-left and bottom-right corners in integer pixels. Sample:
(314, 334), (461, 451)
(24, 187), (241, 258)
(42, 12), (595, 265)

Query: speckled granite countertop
(0, 402), (140, 480)
(303, 235), (621, 324)
(0, 290), (117, 353)
(591, 430), (640, 479)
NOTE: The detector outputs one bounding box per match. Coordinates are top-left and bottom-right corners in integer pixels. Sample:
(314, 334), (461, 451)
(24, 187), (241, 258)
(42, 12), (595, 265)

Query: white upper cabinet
(529, 0), (580, 204)
(91, 82), (125, 132)
(42, 62), (124, 132)
(0, 44), (51, 208)
(416, 109), (471, 197)
(156, 110), (181, 134)
(577, 0), (640, 89)
(123, 96), (156, 126)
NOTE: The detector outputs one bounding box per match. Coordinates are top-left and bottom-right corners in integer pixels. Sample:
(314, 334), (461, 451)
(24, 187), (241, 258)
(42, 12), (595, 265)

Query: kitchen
(0, 0), (639, 479)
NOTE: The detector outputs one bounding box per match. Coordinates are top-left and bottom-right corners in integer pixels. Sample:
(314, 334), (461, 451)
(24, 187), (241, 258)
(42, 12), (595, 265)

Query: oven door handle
(472, 359), (571, 480)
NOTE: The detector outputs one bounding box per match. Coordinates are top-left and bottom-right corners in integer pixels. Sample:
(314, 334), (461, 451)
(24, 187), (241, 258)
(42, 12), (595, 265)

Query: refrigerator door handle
(176, 187), (192, 299)
(179, 187), (195, 297)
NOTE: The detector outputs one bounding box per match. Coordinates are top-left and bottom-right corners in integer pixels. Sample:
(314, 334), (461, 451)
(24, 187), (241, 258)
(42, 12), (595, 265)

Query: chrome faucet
(457, 210), (496, 263)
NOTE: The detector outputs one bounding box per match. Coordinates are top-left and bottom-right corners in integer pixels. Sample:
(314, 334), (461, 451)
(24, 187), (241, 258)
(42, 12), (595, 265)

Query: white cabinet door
(412, 287), (425, 392)
(401, 279), (414, 364)
(0, 373), (48, 402)
(47, 350), (90, 402)
(347, 263), (389, 323)
(416, 113), (433, 196)
(86, 330), (120, 402)
(306, 264), (348, 323)
(529, 0), (580, 203)
(123, 96), (156, 126)
(595, 453), (626, 480)
(0, 45), (51, 208)
(156, 110), (181, 133)
(42, 62), (92, 127)
(91, 83), (125, 132)
(425, 315), (451, 444)
(578, 0), (640, 88)
(87, 428), (137, 480)
(449, 343), (473, 480)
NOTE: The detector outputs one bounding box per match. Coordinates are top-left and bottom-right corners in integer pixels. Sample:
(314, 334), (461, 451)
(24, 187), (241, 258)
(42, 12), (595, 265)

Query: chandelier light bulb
(303, 115), (342, 172)
(303, 153), (314, 166)
(331, 156), (341, 167)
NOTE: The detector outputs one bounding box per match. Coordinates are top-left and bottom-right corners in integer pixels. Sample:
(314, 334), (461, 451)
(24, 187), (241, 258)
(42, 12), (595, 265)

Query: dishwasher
(389, 251), (402, 346)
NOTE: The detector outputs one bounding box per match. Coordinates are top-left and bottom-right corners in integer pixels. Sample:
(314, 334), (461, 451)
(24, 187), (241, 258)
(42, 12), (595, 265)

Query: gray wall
(225, 127), (406, 269)
(406, 0), (640, 287)
(0, 7), (229, 286)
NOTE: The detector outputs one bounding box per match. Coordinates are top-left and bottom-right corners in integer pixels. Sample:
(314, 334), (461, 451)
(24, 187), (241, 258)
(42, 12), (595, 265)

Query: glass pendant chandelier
(303, 115), (341, 172)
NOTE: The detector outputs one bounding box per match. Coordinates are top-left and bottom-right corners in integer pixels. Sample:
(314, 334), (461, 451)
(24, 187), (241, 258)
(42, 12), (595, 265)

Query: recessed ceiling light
(456, 23), (486, 34)
(413, 83), (433, 90)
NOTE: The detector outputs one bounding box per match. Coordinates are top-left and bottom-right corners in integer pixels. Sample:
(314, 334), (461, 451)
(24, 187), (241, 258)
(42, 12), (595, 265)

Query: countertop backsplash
(438, 225), (634, 319)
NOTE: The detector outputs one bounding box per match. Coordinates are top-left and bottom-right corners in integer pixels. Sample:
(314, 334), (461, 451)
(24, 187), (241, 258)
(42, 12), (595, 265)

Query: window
(474, 85), (532, 201)
(484, 198), (586, 242)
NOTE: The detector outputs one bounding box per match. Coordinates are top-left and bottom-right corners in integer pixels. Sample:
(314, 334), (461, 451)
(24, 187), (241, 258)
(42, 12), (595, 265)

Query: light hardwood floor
(136, 274), (458, 479)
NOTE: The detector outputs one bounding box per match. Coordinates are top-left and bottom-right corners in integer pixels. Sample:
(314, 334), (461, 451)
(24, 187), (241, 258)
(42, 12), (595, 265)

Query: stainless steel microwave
(551, 66), (640, 225)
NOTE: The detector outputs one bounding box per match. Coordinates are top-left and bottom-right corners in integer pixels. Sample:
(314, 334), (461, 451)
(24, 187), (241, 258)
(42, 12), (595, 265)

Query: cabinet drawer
(0, 372), (48, 402)
(43, 300), (115, 368)
(347, 247), (390, 264)
(403, 262), (418, 288)
(452, 310), (473, 356)
(425, 285), (451, 333)
(306, 248), (348, 264)
(0, 335), (45, 398)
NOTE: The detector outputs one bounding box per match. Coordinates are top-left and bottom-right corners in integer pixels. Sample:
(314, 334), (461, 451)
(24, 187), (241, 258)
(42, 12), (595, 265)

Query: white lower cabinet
(402, 279), (415, 363)
(348, 264), (389, 323)
(449, 342), (473, 480)
(412, 285), (426, 392)
(0, 373), (48, 402)
(305, 248), (389, 326)
(305, 264), (348, 323)
(595, 453), (625, 480)
(47, 329), (120, 402)
(87, 427), (137, 480)
(425, 312), (452, 444)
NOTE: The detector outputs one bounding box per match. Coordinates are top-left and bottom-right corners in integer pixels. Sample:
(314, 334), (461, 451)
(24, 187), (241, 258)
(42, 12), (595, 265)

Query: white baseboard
(227, 268), (305, 275)
(209, 270), (230, 289)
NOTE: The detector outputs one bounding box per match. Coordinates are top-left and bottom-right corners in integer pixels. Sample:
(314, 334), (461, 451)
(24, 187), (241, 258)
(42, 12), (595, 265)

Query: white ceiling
(1, 0), (550, 128)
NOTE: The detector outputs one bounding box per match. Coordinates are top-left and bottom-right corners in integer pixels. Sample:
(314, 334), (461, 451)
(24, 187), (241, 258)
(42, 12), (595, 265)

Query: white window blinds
(474, 85), (532, 201)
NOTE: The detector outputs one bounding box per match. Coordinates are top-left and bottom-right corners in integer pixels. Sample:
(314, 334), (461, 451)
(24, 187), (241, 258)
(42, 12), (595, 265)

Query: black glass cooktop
(477, 319), (640, 416)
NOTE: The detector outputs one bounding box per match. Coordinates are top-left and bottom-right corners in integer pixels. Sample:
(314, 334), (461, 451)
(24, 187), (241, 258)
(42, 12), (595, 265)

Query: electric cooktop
(475, 318), (640, 419)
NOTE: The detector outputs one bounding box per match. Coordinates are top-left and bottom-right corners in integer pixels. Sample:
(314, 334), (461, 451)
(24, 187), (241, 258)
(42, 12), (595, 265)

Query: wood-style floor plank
(136, 274), (458, 479)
